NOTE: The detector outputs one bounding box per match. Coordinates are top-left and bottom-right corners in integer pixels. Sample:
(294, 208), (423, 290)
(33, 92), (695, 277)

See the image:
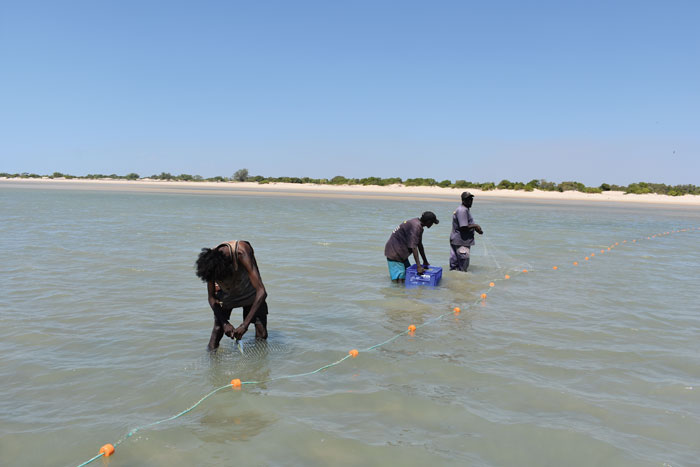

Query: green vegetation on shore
(2, 171), (698, 196)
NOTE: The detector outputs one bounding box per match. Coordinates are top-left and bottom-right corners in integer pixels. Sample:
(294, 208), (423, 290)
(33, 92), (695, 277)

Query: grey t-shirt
(384, 218), (423, 261)
(450, 204), (475, 246)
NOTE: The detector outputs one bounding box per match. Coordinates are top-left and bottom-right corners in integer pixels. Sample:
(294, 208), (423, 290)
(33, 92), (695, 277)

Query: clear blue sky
(1, 1), (698, 186)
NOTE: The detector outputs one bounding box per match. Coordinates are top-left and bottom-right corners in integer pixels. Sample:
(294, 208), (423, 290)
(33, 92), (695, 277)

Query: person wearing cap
(384, 211), (439, 282)
(449, 192), (483, 271)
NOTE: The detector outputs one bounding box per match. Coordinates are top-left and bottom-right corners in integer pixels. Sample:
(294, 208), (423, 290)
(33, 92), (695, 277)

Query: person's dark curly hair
(195, 248), (233, 282)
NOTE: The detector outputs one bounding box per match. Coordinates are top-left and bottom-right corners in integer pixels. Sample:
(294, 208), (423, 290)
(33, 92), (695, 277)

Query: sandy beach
(2, 177), (700, 206)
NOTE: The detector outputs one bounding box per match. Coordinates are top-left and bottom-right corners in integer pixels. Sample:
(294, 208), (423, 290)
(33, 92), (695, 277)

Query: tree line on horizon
(2, 170), (698, 196)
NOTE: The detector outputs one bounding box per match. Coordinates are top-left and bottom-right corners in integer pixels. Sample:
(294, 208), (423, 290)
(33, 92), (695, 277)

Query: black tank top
(215, 241), (257, 307)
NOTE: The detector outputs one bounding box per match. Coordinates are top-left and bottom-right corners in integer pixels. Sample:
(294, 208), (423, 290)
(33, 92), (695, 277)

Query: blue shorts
(387, 259), (411, 280)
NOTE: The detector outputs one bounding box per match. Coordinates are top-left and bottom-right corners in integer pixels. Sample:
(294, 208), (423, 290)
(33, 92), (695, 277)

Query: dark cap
(461, 191), (474, 201)
(420, 211), (439, 225)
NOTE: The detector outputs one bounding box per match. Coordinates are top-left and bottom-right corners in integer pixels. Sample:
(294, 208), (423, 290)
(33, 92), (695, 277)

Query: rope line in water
(75, 227), (698, 466)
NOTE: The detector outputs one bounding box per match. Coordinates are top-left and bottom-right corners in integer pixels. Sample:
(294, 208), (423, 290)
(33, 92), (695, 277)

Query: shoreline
(2, 177), (700, 206)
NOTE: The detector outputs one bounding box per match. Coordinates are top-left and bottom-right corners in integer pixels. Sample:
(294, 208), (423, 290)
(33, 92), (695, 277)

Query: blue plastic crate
(405, 264), (442, 288)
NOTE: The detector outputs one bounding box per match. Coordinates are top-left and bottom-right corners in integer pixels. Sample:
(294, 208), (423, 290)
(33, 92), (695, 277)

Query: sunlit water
(1, 183), (699, 466)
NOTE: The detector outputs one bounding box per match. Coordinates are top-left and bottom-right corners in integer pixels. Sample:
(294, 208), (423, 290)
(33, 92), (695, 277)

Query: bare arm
(412, 247), (425, 274)
(208, 280), (234, 336)
(233, 243), (267, 339)
(458, 224), (483, 235)
(418, 243), (429, 266)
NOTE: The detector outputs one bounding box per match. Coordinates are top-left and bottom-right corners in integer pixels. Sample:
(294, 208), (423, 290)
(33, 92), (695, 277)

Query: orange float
(99, 444), (115, 457)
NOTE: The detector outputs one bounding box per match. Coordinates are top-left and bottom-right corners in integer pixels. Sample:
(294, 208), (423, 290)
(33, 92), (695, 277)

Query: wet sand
(2, 177), (700, 206)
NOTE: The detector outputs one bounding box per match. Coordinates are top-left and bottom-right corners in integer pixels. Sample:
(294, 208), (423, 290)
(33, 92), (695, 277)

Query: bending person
(384, 211), (439, 282)
(195, 240), (268, 350)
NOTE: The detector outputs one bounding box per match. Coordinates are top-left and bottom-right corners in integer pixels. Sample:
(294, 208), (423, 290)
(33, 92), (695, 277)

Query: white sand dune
(2, 177), (699, 206)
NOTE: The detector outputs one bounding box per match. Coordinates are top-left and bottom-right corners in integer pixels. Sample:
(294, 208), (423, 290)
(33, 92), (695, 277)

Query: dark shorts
(242, 302), (268, 328)
(214, 291), (268, 328)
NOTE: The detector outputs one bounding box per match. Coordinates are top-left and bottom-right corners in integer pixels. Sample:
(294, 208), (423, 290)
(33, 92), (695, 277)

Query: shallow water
(1, 185), (699, 466)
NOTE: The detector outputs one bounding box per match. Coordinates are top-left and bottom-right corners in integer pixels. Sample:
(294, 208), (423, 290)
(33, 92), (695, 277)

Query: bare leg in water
(243, 301), (268, 339)
(208, 305), (232, 351)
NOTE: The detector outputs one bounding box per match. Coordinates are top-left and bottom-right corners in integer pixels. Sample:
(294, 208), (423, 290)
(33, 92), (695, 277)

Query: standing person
(384, 211), (439, 282)
(450, 191), (483, 271)
(195, 240), (268, 350)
